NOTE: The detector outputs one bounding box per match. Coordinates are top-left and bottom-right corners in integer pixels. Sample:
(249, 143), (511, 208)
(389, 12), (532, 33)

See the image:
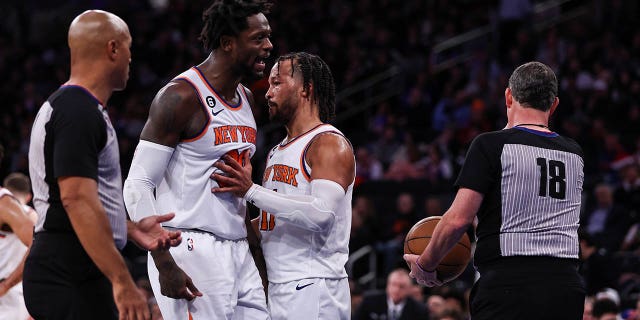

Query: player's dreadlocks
(277, 52), (336, 123)
(199, 0), (272, 51)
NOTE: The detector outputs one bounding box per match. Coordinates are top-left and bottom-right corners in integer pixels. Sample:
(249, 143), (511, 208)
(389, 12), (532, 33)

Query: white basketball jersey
(259, 124), (353, 283)
(0, 188), (28, 279)
(154, 67), (257, 240)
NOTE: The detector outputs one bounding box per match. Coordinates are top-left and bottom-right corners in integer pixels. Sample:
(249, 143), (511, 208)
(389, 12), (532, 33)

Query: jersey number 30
(536, 157), (566, 199)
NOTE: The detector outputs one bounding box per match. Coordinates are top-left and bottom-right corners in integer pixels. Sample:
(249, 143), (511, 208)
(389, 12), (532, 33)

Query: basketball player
(212, 52), (355, 320)
(25, 10), (182, 320)
(0, 152), (33, 320)
(404, 61), (586, 319)
(123, 1), (273, 318)
(4, 173), (38, 223)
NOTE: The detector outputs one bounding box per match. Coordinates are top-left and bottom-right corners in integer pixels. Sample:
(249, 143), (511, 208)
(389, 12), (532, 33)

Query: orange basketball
(404, 216), (472, 282)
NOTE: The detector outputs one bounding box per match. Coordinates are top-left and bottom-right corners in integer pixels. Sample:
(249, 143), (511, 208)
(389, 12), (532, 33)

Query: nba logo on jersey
(187, 238), (194, 251)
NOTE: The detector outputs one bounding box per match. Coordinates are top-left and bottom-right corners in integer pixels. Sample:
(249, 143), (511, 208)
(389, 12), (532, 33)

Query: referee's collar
(513, 126), (559, 137)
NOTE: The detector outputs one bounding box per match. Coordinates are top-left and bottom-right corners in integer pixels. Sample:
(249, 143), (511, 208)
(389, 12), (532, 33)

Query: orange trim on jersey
(299, 130), (347, 182)
(192, 67), (243, 110)
(175, 77), (212, 143)
(300, 149), (312, 182)
(277, 124), (330, 150)
(188, 310), (193, 320)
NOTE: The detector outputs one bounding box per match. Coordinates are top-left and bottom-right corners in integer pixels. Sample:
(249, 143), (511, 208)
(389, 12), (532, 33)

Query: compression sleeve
(243, 179), (345, 232)
(123, 140), (174, 222)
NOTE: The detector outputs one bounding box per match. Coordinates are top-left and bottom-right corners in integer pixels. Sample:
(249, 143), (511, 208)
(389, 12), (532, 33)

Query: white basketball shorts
(267, 277), (350, 320)
(148, 230), (269, 320)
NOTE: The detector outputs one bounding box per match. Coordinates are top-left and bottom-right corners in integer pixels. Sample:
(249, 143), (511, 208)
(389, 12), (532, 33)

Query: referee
(405, 61), (586, 319)
(24, 10), (180, 320)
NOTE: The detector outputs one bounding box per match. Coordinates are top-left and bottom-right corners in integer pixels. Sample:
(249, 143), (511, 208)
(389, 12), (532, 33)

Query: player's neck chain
(514, 123), (549, 129)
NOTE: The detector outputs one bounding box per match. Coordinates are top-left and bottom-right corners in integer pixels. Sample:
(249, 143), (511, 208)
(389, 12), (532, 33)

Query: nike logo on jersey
(211, 108), (224, 116)
(295, 282), (314, 290)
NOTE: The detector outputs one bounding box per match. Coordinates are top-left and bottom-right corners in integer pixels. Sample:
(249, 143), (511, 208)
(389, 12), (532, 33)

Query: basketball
(404, 216), (472, 282)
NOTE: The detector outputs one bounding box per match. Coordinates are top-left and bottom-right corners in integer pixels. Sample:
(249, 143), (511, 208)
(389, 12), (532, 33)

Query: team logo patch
(187, 238), (194, 251)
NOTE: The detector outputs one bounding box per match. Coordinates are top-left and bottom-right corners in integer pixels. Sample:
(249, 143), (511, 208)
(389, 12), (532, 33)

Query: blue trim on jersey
(193, 66), (242, 108)
(514, 126), (559, 137)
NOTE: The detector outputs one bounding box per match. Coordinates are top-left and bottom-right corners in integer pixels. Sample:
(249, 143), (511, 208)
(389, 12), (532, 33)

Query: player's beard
(269, 99), (296, 125)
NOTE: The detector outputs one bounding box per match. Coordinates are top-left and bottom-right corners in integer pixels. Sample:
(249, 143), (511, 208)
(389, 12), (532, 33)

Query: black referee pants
(23, 232), (118, 320)
(470, 257), (585, 320)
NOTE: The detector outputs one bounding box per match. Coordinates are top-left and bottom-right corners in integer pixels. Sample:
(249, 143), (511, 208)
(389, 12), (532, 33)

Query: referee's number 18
(536, 157), (566, 199)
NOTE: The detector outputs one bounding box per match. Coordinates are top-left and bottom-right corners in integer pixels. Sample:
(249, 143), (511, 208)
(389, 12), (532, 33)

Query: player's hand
(130, 213), (182, 251)
(403, 254), (443, 287)
(211, 150), (253, 197)
(157, 263), (203, 301)
(112, 279), (150, 320)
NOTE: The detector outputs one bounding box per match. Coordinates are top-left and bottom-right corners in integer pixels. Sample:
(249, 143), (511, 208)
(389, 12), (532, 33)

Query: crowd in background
(1, 0), (639, 319)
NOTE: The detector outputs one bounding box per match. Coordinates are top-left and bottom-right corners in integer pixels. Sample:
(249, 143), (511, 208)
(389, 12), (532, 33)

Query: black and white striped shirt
(456, 127), (584, 265)
(28, 85), (127, 249)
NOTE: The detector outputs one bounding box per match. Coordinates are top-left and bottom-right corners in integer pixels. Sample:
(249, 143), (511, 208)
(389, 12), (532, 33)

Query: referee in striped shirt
(405, 61), (586, 319)
(24, 10), (181, 320)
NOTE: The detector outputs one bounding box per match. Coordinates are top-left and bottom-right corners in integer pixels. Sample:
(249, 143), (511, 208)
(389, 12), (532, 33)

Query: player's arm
(0, 195), (34, 296)
(212, 133), (355, 232)
(246, 213), (268, 290)
(306, 132), (355, 190)
(124, 81), (199, 222)
(123, 81), (203, 301)
(241, 87), (268, 288)
(0, 195), (33, 246)
(0, 248), (29, 297)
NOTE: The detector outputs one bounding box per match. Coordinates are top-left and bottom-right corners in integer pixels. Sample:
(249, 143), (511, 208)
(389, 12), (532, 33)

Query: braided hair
(199, 0), (272, 51)
(277, 52), (336, 123)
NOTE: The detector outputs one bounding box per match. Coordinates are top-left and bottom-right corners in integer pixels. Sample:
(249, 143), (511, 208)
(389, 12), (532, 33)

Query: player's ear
(300, 83), (312, 100)
(220, 35), (233, 52)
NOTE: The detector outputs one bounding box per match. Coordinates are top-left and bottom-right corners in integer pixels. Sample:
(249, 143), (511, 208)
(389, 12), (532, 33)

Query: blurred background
(1, 0), (639, 318)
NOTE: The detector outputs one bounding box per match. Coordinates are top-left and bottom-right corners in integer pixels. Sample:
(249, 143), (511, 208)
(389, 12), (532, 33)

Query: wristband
(416, 261), (436, 274)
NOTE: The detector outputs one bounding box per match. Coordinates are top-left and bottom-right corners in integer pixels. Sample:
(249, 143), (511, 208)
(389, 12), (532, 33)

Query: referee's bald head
(68, 10), (129, 62)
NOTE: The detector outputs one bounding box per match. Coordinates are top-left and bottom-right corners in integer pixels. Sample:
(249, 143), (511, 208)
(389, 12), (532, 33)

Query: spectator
(378, 193), (421, 274)
(353, 268), (429, 320)
(427, 294), (446, 320)
(614, 161), (640, 223)
(591, 298), (619, 320)
(582, 183), (632, 251)
(355, 146), (384, 186)
(579, 232), (619, 296)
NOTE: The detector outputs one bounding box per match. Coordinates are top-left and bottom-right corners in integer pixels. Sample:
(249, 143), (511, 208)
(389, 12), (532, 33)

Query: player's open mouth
(254, 56), (267, 71)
